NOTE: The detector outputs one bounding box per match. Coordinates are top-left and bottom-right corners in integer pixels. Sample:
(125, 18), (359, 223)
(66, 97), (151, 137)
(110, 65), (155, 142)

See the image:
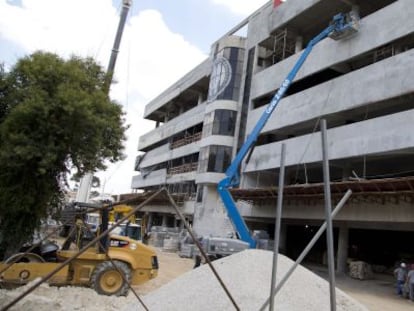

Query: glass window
(203, 109), (236, 137)
(198, 145), (232, 173)
(212, 109), (236, 136)
(207, 145), (232, 173)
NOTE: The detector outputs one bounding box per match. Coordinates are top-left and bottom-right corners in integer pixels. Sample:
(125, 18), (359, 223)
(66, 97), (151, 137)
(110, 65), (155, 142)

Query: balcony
(171, 132), (202, 149)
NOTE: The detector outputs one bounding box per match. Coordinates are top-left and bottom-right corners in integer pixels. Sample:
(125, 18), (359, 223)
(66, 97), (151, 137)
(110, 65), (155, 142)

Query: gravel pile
(124, 249), (368, 311)
(0, 280), (133, 311)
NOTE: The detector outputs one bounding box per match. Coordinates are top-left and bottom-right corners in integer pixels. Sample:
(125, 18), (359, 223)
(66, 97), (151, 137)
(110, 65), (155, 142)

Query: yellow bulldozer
(0, 202), (158, 296)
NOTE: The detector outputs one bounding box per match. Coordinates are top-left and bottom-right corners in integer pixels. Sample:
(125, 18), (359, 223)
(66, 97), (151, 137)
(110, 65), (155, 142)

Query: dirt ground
(135, 248), (414, 310)
(133, 247), (194, 295)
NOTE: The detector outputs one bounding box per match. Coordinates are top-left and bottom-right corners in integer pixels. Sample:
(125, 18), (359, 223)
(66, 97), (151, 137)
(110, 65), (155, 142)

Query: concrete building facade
(132, 0), (414, 272)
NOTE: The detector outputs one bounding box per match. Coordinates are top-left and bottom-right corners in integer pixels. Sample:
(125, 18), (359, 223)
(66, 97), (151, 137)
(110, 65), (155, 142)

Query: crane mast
(76, 0), (132, 203)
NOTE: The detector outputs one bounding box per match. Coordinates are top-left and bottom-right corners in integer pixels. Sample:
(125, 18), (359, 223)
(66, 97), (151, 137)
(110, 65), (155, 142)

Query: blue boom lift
(217, 12), (359, 248)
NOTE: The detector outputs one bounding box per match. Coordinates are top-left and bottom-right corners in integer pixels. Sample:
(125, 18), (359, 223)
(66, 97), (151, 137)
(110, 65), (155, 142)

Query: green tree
(0, 51), (127, 258)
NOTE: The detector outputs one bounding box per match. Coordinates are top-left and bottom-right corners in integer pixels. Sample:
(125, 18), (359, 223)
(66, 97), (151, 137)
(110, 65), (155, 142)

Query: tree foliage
(0, 51), (127, 257)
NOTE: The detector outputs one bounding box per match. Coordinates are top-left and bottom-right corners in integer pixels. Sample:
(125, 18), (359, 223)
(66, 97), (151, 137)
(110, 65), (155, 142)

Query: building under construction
(132, 0), (414, 273)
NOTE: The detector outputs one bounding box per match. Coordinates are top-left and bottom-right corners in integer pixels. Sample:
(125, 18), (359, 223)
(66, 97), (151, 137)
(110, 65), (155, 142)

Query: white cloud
(0, 0), (207, 194)
(99, 9), (207, 194)
(211, 0), (270, 16)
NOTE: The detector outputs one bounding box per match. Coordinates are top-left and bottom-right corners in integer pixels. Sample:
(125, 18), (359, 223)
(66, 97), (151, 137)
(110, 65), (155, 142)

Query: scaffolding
(230, 176), (414, 204)
(170, 131), (202, 149)
(272, 29), (296, 64)
(167, 162), (198, 176)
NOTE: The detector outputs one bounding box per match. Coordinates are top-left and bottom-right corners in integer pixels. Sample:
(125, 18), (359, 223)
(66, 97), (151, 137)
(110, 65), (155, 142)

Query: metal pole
(321, 119), (336, 311)
(104, 0), (132, 93)
(259, 189), (352, 311)
(269, 143), (286, 311)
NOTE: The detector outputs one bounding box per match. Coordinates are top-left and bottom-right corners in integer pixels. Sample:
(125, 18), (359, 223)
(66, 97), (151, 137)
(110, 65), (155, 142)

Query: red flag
(274, 0), (282, 7)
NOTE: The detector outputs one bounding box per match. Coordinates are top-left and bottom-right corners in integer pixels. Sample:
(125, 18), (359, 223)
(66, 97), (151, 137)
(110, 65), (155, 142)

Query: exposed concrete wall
(199, 135), (233, 148)
(245, 108), (414, 172)
(204, 99), (238, 113)
(144, 58), (211, 117)
(249, 0), (413, 100)
(139, 103), (206, 150)
(245, 0), (323, 50)
(140, 142), (201, 168)
(247, 49), (414, 134)
(214, 36), (247, 53)
(131, 168), (167, 188)
(196, 172), (225, 185)
(192, 185), (235, 237)
(166, 171), (197, 184)
(138, 144), (169, 168)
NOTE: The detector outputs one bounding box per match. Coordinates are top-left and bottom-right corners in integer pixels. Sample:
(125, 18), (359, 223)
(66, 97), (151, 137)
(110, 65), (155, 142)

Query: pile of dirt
(124, 249), (368, 311)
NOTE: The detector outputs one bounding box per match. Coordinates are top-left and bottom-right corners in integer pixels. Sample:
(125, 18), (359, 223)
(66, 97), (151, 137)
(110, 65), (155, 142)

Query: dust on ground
(132, 247), (194, 295)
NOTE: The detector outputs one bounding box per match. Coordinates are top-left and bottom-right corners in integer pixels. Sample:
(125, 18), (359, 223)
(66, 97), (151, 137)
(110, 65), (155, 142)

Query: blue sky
(0, 0), (270, 194)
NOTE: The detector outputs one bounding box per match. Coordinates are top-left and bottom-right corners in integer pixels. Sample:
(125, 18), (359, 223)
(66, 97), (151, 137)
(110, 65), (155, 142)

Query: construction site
(133, 0), (414, 278)
(2, 0), (414, 310)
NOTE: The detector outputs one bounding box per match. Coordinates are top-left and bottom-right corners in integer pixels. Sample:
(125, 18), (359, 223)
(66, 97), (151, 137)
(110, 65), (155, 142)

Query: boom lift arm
(217, 12), (359, 248)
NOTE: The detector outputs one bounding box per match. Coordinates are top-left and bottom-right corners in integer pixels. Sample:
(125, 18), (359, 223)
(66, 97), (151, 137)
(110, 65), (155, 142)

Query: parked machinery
(0, 203), (158, 296)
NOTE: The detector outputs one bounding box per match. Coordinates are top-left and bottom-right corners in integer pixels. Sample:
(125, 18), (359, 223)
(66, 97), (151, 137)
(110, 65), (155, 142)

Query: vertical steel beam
(321, 119), (336, 311)
(269, 143), (286, 311)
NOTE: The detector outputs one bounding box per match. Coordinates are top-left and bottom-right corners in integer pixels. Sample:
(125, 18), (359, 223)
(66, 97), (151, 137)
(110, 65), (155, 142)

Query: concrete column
(279, 223), (287, 254)
(336, 225), (349, 275)
(146, 213), (153, 233)
(342, 162), (352, 181)
(197, 93), (203, 105)
(179, 218), (184, 229)
(161, 214), (168, 227)
(295, 36), (303, 53)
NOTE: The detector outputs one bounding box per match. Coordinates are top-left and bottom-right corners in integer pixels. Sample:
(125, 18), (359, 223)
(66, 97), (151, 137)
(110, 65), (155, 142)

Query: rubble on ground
(0, 279), (133, 311)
